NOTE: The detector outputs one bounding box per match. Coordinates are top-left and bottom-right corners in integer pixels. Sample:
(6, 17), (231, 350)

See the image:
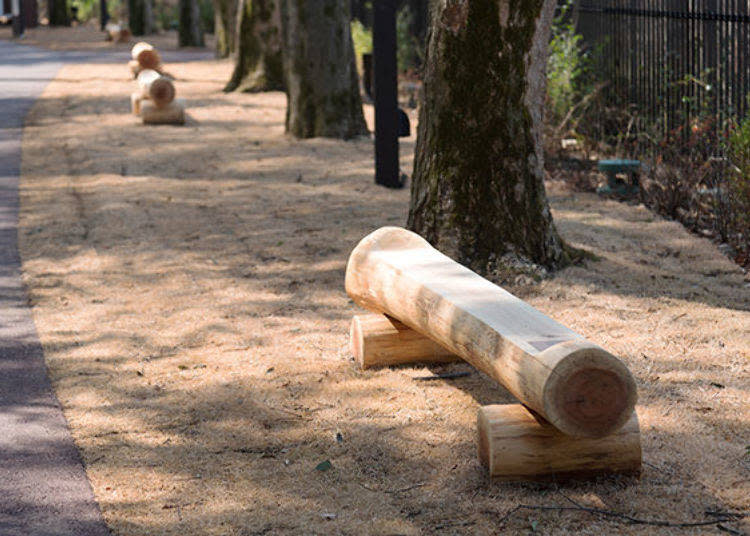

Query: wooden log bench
(131, 42), (162, 72)
(345, 226), (641, 480)
(132, 69), (184, 125)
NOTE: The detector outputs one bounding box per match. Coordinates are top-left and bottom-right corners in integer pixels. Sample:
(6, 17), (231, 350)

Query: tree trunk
(224, 0), (283, 92)
(214, 0), (236, 58)
(179, 0), (205, 47)
(128, 0), (148, 35)
(281, 0), (368, 139)
(48, 0), (69, 26)
(143, 0), (155, 34)
(408, 0), (567, 276)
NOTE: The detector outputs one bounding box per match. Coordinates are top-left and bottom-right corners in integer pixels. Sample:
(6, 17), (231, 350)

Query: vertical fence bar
(741, 0), (748, 119)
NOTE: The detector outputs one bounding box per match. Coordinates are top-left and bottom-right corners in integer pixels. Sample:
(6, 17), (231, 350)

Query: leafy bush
(199, 0), (213, 34)
(396, 6), (421, 73)
(350, 19), (372, 72)
(722, 114), (750, 263)
(546, 1), (592, 130)
(156, 0), (177, 30)
(71, 0), (123, 23)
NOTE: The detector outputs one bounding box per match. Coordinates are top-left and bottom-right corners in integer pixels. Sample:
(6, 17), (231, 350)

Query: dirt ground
(14, 37), (750, 535)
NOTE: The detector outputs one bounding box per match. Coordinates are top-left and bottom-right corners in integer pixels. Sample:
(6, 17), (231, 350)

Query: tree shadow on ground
(14, 62), (749, 535)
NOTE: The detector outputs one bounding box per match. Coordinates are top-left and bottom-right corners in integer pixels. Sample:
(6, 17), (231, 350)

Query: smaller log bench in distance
(137, 69), (175, 108)
(132, 68), (185, 125)
(345, 227), (637, 439)
(105, 23), (131, 43)
(132, 42), (161, 71)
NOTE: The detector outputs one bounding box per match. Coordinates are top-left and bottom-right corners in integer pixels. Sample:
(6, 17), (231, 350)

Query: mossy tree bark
(214, 0), (237, 58)
(281, 0), (368, 139)
(179, 0), (205, 47)
(408, 0), (567, 277)
(48, 0), (69, 26)
(129, 0), (155, 35)
(224, 0), (283, 92)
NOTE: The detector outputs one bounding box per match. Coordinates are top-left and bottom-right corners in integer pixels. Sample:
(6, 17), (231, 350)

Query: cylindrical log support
(141, 99), (186, 125)
(478, 404), (641, 480)
(345, 226), (637, 438)
(351, 314), (458, 368)
(131, 41), (161, 70)
(137, 69), (176, 108)
(130, 92), (142, 116)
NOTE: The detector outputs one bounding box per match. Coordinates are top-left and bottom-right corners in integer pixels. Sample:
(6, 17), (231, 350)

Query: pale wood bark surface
(141, 99), (186, 125)
(350, 314), (458, 369)
(131, 42), (161, 70)
(137, 69), (175, 108)
(478, 404), (641, 480)
(346, 227), (637, 438)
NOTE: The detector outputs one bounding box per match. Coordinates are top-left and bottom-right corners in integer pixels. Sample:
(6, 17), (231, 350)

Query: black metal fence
(577, 0), (750, 142)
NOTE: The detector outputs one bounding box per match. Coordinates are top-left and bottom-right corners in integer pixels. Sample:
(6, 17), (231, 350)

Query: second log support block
(478, 404), (641, 480)
(350, 314), (458, 368)
(141, 99), (186, 125)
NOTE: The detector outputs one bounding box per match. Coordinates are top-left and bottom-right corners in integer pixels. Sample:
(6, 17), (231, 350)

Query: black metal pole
(373, 0), (402, 188)
(12, 0), (25, 37)
(100, 0), (109, 31)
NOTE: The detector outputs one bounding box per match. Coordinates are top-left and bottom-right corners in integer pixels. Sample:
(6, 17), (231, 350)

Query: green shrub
(546, 1), (593, 131)
(722, 113), (750, 259)
(199, 0), (213, 34)
(396, 6), (421, 73)
(156, 0), (177, 30)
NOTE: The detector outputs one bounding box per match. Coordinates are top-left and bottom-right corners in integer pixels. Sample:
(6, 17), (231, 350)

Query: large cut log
(351, 314), (458, 369)
(131, 42), (161, 71)
(141, 99), (186, 125)
(478, 404), (641, 480)
(137, 69), (176, 108)
(345, 227), (637, 438)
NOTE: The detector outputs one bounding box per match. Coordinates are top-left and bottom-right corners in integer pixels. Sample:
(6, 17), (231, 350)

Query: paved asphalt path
(0, 40), (212, 536)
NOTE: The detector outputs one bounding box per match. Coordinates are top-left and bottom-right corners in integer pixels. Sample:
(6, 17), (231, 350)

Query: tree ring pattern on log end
(138, 50), (161, 71)
(543, 344), (637, 438)
(151, 78), (176, 107)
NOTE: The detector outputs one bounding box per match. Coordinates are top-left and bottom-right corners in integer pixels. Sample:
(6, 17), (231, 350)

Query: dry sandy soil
(12, 32), (750, 536)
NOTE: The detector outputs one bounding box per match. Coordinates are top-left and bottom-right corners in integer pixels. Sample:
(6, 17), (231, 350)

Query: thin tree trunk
(100, 0), (109, 31)
(48, 0), (69, 26)
(224, 0), (283, 92)
(128, 0), (154, 35)
(281, 0), (368, 139)
(143, 0), (155, 34)
(179, 0), (205, 47)
(408, 0), (568, 276)
(214, 0), (236, 58)
(128, 0), (144, 34)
